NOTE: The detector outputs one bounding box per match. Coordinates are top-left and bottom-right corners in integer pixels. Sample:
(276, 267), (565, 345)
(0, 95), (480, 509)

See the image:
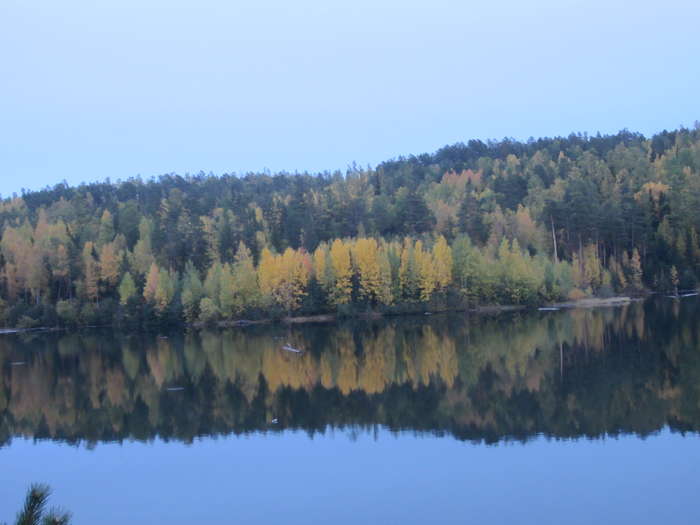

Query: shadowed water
(1, 297), (699, 524)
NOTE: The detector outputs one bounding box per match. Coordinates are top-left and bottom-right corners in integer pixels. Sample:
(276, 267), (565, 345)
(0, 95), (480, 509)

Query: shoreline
(0, 295), (655, 334)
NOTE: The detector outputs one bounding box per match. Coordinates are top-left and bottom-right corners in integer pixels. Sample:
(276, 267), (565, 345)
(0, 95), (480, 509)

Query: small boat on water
(281, 344), (303, 354)
(538, 307), (560, 311)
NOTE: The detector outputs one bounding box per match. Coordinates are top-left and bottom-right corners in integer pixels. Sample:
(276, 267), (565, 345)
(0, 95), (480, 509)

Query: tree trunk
(550, 215), (558, 263)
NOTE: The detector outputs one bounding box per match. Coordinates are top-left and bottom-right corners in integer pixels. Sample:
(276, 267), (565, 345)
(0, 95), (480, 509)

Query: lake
(1, 298), (699, 524)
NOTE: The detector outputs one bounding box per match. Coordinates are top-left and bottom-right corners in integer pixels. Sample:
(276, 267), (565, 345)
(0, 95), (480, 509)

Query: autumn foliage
(1, 125), (700, 326)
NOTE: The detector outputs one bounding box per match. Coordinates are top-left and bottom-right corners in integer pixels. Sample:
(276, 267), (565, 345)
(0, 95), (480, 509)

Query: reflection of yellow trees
(320, 351), (335, 390)
(222, 332), (266, 401)
(567, 306), (642, 353)
(203, 323), (460, 396)
(416, 327), (441, 386)
(1, 301), (694, 443)
(10, 358), (53, 427)
(146, 343), (166, 387)
(146, 338), (182, 388)
(86, 350), (105, 408)
(358, 326), (396, 394)
(435, 329), (458, 388)
(551, 303), (648, 353)
(122, 345), (141, 381)
(263, 346), (317, 392)
(426, 326), (456, 387)
(336, 338), (359, 395)
(106, 368), (126, 407)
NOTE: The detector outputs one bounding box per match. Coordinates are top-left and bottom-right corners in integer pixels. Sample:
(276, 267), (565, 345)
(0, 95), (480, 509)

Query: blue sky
(1, 0), (698, 196)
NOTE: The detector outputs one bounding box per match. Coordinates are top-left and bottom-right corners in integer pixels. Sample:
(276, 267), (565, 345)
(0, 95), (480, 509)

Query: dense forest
(2, 125), (700, 327)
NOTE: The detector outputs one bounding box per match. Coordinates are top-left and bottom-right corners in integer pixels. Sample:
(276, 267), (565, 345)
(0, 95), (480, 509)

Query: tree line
(1, 125), (699, 327)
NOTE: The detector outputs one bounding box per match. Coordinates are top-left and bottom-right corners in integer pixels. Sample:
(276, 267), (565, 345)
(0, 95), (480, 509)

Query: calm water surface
(1, 298), (699, 524)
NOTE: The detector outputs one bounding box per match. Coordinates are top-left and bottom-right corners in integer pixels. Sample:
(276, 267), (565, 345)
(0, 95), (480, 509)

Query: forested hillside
(2, 126), (699, 327)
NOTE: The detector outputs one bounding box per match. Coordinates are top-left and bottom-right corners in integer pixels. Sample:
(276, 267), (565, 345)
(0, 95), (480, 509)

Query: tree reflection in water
(1, 298), (698, 447)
